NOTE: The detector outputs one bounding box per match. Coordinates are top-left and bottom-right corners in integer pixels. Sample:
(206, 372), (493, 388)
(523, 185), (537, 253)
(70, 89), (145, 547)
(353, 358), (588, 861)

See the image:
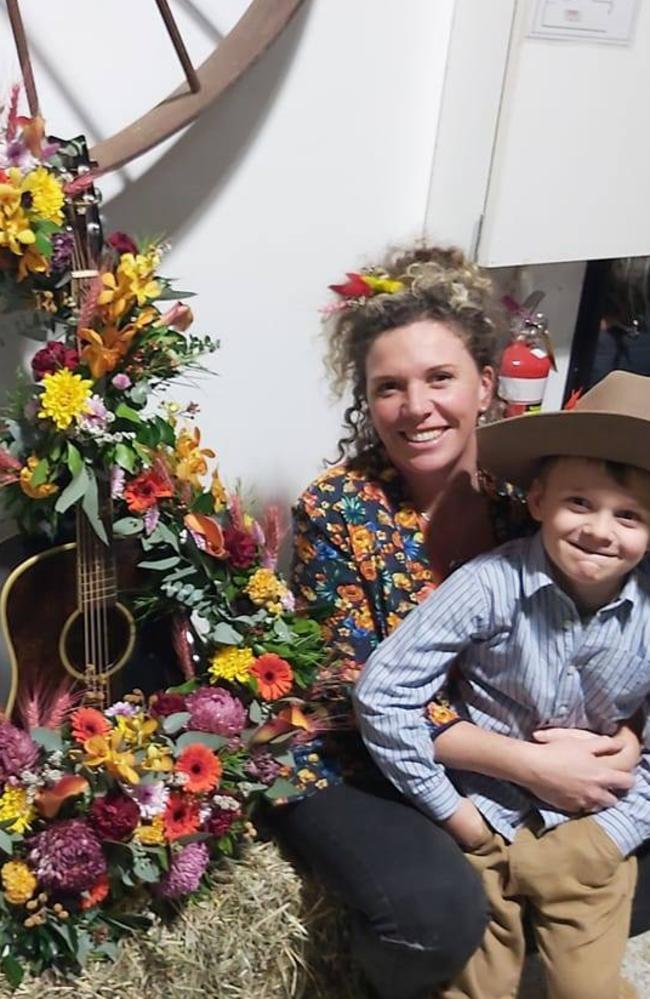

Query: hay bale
(0, 841), (370, 999)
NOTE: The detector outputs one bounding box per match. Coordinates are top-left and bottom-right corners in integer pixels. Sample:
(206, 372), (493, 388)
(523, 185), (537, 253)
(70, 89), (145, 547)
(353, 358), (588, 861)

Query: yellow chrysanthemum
(21, 166), (65, 224)
(38, 368), (93, 430)
(1, 860), (37, 905)
(19, 456), (59, 500)
(133, 816), (165, 845)
(245, 568), (288, 614)
(208, 646), (255, 685)
(0, 786), (36, 834)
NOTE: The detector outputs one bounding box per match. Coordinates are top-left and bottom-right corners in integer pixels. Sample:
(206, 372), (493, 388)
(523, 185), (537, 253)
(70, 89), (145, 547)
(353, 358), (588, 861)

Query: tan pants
(441, 817), (637, 999)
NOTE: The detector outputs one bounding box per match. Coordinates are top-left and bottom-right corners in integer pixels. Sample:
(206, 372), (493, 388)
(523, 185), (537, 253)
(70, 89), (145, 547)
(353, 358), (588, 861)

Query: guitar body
(0, 535), (184, 718)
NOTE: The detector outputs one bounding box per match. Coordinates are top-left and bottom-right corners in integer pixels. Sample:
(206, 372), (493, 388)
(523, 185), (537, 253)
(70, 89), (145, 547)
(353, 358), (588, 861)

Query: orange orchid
(184, 512), (227, 558)
(175, 427), (215, 488)
(79, 324), (138, 378)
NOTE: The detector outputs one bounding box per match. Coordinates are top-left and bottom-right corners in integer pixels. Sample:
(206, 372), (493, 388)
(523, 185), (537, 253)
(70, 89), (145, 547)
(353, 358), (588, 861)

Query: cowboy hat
(477, 370), (650, 486)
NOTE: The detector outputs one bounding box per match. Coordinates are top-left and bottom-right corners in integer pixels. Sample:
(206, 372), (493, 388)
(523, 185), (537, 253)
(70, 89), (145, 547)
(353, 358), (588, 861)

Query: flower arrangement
(0, 680), (304, 986)
(0, 100), (325, 988)
(0, 87), (73, 318)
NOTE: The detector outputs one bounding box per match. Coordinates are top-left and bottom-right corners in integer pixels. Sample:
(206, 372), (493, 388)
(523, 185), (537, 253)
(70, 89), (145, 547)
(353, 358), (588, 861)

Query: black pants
(270, 780), (650, 999)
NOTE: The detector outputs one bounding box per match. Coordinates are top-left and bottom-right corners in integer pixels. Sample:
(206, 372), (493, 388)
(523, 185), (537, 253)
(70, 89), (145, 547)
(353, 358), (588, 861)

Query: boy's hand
(441, 798), (489, 850)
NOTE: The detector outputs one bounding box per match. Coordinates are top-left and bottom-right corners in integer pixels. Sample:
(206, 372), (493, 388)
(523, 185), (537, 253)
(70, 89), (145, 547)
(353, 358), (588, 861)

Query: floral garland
(0, 99), (324, 987)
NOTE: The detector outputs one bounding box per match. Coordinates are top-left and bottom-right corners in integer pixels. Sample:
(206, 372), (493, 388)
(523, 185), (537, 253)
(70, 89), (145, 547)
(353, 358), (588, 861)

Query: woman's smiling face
(365, 319), (494, 492)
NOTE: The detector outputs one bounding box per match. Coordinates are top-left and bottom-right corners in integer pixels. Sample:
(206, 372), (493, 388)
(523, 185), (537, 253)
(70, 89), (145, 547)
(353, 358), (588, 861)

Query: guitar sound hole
(61, 603), (135, 680)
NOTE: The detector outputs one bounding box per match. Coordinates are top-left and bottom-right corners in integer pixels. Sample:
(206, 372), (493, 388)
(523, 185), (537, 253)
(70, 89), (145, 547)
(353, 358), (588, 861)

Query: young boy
(354, 370), (650, 999)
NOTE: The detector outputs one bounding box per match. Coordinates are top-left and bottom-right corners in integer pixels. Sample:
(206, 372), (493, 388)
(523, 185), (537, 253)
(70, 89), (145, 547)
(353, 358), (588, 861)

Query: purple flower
(105, 701), (139, 718)
(50, 232), (74, 272)
(78, 395), (112, 432)
(0, 721), (39, 782)
(158, 842), (209, 899)
(144, 505), (160, 536)
(28, 818), (106, 894)
(112, 373), (132, 391)
(186, 687), (247, 737)
(244, 748), (282, 785)
(110, 466), (126, 499)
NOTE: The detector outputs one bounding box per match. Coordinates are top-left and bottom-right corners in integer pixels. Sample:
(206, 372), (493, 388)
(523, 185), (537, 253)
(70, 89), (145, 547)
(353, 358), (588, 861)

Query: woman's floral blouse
(287, 452), (528, 799)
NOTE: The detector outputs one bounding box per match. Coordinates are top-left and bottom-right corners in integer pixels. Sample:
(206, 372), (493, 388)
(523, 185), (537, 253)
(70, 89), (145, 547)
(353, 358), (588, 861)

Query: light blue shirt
(354, 532), (650, 855)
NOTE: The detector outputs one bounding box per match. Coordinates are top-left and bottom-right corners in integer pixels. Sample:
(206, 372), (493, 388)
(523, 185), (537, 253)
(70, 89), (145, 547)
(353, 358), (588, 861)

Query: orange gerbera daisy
(163, 793), (201, 841)
(70, 707), (110, 744)
(176, 743), (222, 793)
(250, 653), (294, 701)
(80, 873), (110, 910)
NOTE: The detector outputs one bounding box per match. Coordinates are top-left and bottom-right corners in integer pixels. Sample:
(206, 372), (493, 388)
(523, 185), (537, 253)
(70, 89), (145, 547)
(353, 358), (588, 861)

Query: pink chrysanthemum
(186, 687), (247, 737)
(28, 818), (106, 894)
(0, 721), (39, 781)
(158, 842), (209, 899)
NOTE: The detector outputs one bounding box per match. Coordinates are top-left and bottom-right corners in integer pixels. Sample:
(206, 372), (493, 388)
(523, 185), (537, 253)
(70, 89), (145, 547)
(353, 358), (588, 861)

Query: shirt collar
(522, 530), (641, 613)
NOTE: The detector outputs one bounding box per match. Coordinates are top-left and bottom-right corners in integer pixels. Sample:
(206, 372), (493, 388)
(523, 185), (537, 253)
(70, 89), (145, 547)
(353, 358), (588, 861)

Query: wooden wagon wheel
(6, 0), (305, 174)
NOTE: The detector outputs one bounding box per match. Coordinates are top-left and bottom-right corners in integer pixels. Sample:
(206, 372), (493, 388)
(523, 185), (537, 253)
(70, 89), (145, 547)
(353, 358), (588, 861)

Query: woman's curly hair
(324, 245), (507, 463)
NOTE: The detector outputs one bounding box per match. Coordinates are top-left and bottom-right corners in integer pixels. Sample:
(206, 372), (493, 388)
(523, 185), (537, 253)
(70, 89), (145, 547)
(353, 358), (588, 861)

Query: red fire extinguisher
(498, 302), (555, 417)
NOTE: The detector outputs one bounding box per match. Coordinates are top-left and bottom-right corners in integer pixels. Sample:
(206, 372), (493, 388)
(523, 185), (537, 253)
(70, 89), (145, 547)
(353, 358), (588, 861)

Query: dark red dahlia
(149, 692), (187, 718)
(106, 231), (138, 256)
(88, 791), (140, 842)
(31, 341), (79, 381)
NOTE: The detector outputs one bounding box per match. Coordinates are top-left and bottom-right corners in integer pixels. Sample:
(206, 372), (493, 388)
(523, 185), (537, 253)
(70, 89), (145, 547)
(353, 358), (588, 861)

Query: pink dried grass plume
(261, 504), (285, 571)
(5, 84), (20, 141)
(17, 681), (78, 730)
(76, 273), (103, 337)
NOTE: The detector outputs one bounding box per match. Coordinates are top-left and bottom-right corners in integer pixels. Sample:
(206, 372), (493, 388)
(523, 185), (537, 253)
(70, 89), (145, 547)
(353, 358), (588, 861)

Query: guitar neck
(76, 487), (117, 609)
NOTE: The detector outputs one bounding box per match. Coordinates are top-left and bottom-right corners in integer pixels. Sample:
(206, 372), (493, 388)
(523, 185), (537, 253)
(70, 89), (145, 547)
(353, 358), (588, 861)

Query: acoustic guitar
(0, 137), (183, 719)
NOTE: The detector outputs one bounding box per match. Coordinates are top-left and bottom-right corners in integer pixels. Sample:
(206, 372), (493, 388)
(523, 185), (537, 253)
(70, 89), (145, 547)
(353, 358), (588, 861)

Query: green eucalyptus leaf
(66, 442), (83, 476)
(264, 778), (300, 801)
(175, 730), (228, 752)
(82, 473), (108, 544)
(138, 555), (181, 571)
(162, 711), (191, 734)
(55, 462), (89, 514)
(211, 623), (243, 646)
(248, 701), (264, 725)
(0, 829), (13, 856)
(30, 726), (64, 752)
(113, 516), (143, 537)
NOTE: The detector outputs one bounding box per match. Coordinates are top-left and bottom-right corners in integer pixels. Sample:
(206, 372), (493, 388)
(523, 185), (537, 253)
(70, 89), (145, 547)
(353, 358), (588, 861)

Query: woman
(272, 247), (649, 999)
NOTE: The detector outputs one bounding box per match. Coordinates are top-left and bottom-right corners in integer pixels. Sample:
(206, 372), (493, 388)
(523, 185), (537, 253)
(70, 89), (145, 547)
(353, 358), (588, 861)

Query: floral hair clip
(321, 269), (406, 315)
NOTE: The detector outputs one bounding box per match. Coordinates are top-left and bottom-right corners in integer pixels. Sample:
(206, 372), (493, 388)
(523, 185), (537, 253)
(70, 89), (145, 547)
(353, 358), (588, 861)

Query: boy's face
(527, 457), (650, 611)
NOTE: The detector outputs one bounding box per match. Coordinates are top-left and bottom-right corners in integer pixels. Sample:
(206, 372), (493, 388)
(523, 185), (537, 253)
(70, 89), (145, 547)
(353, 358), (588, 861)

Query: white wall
(0, 0), (456, 513)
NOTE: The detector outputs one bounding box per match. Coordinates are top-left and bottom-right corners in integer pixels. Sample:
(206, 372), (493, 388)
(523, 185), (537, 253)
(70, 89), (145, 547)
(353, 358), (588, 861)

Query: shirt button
(557, 705), (568, 716)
